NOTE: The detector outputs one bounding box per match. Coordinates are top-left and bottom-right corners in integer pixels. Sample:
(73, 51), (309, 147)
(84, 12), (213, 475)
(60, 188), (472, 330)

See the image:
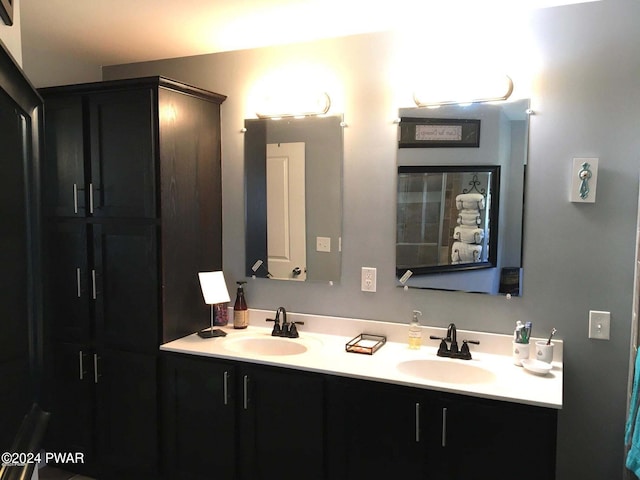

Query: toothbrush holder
(512, 341), (530, 366)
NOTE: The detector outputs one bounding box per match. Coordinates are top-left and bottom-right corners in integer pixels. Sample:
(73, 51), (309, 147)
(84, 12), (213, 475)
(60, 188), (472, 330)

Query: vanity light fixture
(255, 91), (331, 119)
(197, 271), (231, 338)
(413, 74), (513, 108)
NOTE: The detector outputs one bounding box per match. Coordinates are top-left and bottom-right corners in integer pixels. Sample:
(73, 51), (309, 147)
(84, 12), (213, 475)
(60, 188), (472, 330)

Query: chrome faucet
(429, 323), (479, 360)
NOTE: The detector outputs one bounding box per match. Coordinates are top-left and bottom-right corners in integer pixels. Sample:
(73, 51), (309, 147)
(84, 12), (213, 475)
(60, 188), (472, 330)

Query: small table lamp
(197, 271), (231, 338)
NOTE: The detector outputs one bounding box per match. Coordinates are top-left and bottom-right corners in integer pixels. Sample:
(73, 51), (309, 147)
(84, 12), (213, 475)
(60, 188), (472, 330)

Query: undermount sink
(222, 335), (319, 356)
(396, 359), (496, 384)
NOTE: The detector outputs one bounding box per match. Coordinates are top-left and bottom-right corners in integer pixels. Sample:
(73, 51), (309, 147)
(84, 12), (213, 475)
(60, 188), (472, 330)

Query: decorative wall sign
(0, 0), (13, 26)
(399, 117), (480, 148)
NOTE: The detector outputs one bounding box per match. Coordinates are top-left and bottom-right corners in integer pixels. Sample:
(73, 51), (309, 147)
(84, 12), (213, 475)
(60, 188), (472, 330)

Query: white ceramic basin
(222, 335), (319, 356)
(396, 359), (496, 384)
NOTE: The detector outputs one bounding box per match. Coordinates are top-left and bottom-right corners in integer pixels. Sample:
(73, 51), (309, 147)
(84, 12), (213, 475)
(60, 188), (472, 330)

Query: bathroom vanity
(161, 310), (561, 480)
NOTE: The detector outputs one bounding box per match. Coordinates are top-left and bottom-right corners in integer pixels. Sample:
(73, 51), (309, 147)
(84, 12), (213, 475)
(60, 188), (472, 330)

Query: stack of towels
(452, 193), (484, 264)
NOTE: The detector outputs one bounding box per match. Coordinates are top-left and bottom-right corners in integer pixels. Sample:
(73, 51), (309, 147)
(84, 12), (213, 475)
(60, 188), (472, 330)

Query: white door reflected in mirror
(267, 142), (307, 281)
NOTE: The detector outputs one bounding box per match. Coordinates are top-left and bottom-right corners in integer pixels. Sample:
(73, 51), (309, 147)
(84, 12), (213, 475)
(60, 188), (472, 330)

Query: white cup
(535, 341), (554, 363)
(512, 341), (530, 366)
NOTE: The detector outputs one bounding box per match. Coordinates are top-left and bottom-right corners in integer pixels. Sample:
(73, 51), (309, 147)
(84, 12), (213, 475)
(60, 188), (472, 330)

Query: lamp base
(197, 327), (227, 338)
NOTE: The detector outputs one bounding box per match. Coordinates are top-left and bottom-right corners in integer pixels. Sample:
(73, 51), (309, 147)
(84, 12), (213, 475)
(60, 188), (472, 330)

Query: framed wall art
(399, 117), (481, 148)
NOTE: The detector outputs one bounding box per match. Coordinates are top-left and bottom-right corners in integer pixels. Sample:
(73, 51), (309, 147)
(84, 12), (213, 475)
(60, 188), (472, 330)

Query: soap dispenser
(233, 281), (248, 329)
(408, 310), (423, 349)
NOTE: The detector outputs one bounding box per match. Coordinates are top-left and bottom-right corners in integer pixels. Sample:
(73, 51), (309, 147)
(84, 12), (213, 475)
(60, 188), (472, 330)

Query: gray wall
(103, 1), (640, 478)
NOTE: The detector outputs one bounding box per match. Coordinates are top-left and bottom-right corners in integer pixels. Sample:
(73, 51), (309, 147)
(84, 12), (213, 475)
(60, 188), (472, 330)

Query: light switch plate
(316, 236), (331, 252)
(588, 310), (610, 340)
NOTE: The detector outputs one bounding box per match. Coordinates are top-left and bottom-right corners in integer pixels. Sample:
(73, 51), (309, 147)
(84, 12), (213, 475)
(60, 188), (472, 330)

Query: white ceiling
(20, 0), (600, 67)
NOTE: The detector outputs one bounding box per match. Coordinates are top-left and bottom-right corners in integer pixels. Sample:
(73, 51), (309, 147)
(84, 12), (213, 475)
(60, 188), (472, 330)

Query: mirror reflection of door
(266, 142), (307, 281)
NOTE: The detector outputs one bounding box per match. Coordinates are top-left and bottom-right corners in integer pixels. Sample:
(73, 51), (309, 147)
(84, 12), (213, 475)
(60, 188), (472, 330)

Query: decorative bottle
(408, 310), (423, 349)
(233, 281), (248, 329)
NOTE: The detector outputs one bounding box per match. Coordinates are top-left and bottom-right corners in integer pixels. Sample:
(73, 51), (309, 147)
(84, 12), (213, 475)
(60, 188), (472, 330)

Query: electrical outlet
(588, 310), (610, 340)
(361, 267), (376, 292)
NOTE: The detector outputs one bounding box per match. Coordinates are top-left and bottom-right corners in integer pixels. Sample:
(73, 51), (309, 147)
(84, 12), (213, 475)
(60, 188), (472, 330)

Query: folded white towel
(453, 226), (484, 244)
(451, 241), (482, 264)
(456, 193), (485, 210)
(457, 210), (481, 226)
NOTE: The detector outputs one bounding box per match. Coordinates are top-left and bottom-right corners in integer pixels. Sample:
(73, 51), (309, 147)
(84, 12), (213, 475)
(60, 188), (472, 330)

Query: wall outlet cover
(361, 267), (376, 293)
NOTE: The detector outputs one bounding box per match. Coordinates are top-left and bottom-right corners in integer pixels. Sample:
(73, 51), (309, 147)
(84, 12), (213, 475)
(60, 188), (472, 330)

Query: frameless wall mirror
(244, 115), (343, 283)
(396, 99), (530, 295)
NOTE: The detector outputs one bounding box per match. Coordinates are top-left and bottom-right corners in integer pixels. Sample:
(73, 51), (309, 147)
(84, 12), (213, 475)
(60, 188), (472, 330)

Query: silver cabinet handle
(223, 371), (229, 406)
(73, 183), (79, 214)
(441, 407), (448, 447)
(415, 402), (420, 443)
(91, 269), (97, 299)
(243, 375), (249, 410)
(89, 183), (94, 214)
(93, 354), (100, 384)
(76, 268), (82, 298)
(79, 350), (84, 380)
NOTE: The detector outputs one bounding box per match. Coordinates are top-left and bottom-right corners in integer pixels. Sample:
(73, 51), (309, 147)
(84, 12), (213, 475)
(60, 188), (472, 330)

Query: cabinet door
(326, 376), (425, 479)
(88, 89), (156, 218)
(44, 221), (91, 342)
(0, 102), (29, 368)
(240, 365), (325, 480)
(435, 394), (557, 480)
(44, 342), (94, 470)
(42, 95), (86, 217)
(94, 348), (158, 479)
(93, 223), (158, 352)
(161, 354), (236, 480)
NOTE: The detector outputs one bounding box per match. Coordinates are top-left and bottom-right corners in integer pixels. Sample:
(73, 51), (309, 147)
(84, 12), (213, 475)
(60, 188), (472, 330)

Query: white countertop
(160, 309), (563, 409)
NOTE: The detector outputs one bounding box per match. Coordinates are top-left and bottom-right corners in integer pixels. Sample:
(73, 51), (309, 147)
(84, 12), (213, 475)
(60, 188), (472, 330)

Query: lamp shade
(198, 271), (230, 305)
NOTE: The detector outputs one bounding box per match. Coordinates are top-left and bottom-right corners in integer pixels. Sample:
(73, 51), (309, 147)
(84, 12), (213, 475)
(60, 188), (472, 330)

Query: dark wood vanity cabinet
(161, 354), (237, 480)
(327, 376), (558, 480)
(161, 353), (325, 480)
(40, 77), (226, 479)
(326, 376), (427, 478)
(238, 363), (325, 480)
(162, 353), (557, 480)
(431, 393), (557, 480)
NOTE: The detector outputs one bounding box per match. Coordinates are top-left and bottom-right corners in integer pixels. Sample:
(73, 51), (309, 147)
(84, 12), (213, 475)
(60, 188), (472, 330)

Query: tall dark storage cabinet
(39, 77), (226, 479)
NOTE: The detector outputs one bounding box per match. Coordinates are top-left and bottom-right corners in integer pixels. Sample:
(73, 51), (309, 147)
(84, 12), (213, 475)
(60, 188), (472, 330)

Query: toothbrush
(522, 322), (532, 344)
(546, 328), (557, 345)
